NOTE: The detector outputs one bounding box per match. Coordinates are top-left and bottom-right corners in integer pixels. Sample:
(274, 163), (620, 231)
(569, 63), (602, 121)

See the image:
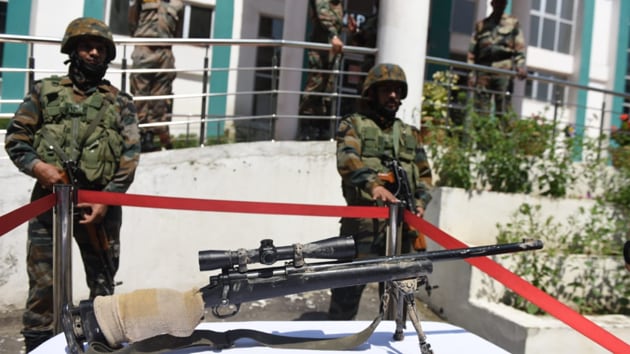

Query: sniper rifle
(62, 236), (543, 353)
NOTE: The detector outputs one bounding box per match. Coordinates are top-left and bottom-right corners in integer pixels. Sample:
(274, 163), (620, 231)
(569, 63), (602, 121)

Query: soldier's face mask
(66, 52), (108, 89)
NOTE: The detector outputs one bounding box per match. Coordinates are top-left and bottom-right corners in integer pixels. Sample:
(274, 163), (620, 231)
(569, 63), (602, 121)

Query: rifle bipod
(381, 277), (434, 354)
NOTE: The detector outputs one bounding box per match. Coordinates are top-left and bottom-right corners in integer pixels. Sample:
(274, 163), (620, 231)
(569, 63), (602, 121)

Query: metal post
(28, 43), (35, 90)
(597, 99), (606, 160)
(330, 55), (343, 140)
(199, 47), (210, 146)
(52, 184), (74, 335)
(385, 202), (403, 322)
(271, 52), (279, 140)
(386, 202), (402, 257)
(121, 45), (128, 92)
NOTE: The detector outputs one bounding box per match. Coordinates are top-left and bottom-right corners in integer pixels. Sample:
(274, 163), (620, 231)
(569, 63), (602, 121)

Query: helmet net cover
(361, 63), (408, 99)
(61, 17), (116, 63)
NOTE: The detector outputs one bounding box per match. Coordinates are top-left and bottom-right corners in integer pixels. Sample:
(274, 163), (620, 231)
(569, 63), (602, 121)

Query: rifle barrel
(423, 239), (543, 262)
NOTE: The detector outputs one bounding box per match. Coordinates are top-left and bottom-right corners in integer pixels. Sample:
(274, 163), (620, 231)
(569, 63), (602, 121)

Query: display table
(34, 320), (509, 353)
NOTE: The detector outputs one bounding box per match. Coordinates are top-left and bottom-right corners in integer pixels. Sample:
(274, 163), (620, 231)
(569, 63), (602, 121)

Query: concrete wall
(1, 141), (628, 353)
(0, 141), (345, 309)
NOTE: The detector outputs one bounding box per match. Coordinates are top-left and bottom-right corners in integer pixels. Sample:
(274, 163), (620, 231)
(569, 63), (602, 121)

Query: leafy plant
(496, 203), (630, 315)
(421, 70), (460, 123)
(424, 107), (561, 194)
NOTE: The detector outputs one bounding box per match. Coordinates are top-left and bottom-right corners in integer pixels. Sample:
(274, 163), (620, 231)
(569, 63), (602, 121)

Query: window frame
(529, 0), (577, 54)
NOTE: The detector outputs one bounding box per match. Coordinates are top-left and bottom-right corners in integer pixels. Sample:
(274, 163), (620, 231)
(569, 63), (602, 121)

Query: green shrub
(496, 203), (630, 315)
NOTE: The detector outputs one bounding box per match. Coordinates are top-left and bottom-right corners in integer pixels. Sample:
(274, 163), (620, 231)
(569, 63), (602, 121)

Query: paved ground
(0, 284), (443, 353)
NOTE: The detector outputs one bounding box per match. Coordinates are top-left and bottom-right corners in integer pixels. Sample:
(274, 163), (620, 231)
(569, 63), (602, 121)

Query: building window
(185, 5), (213, 38)
(108, 0), (130, 35)
(253, 16), (283, 116)
(529, 0), (576, 54)
(451, 0), (476, 35)
(108, 0), (213, 38)
(525, 71), (567, 104)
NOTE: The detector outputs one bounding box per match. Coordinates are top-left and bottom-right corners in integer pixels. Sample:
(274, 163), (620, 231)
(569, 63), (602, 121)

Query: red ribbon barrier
(77, 190), (389, 219)
(404, 210), (630, 354)
(0, 194), (55, 238)
(2, 190), (628, 352)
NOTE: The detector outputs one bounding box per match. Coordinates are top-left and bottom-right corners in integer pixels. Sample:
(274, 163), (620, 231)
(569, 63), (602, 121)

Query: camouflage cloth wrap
(61, 17), (116, 63)
(298, 0), (345, 140)
(130, 0), (182, 151)
(467, 13), (526, 116)
(4, 76), (139, 350)
(329, 109), (433, 320)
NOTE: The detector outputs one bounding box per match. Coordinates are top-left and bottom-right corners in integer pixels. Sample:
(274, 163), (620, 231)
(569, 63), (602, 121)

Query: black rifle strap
(84, 314), (383, 353)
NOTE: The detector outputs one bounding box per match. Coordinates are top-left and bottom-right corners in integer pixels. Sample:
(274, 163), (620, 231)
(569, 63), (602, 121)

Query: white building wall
(377, 0), (430, 128)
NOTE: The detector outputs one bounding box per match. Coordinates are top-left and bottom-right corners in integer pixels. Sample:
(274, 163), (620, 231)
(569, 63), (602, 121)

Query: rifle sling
(83, 314), (383, 353)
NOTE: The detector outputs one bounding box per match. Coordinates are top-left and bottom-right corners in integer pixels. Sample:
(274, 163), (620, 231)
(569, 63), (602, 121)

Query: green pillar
(574, 0), (595, 160)
(612, 1), (630, 121)
(1, 1), (32, 113)
(83, 0), (105, 19)
(207, 0), (234, 139)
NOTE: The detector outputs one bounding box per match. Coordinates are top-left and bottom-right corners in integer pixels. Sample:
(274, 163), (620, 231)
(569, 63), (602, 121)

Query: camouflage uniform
(329, 64), (433, 320)
(4, 18), (140, 352)
(129, 0), (183, 152)
(467, 13), (526, 117)
(298, 0), (345, 140)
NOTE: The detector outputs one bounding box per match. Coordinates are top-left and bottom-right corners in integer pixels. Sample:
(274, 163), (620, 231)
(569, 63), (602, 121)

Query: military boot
(22, 329), (53, 353)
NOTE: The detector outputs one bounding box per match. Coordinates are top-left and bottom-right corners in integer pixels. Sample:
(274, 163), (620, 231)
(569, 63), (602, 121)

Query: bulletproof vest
(342, 113), (419, 204)
(33, 76), (123, 188)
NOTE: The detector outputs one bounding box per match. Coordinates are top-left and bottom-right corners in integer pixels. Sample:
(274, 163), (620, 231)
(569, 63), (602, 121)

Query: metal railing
(1, 34), (629, 153)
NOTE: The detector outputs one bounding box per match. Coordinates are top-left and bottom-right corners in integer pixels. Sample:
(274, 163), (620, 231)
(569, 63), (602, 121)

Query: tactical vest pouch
(34, 123), (70, 170)
(398, 133), (417, 162)
(361, 127), (382, 157)
(33, 118), (123, 187)
(80, 125), (123, 185)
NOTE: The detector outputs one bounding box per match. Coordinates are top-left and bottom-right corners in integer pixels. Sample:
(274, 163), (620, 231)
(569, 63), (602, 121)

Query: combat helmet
(61, 17), (116, 63)
(361, 63), (408, 99)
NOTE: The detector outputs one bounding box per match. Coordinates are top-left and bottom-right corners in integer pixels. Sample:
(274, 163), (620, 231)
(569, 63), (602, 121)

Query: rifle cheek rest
(93, 288), (204, 347)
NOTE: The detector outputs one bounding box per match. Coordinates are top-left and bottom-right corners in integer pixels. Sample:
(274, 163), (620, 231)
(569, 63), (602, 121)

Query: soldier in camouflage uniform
(4, 18), (140, 352)
(329, 63), (433, 320)
(298, 0), (356, 140)
(129, 0), (183, 152)
(467, 0), (527, 118)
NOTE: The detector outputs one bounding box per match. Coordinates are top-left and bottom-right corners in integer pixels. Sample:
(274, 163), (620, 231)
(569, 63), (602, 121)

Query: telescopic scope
(199, 236), (356, 272)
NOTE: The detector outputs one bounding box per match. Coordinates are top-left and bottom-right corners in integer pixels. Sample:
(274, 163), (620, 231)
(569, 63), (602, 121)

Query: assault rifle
(378, 156), (427, 251)
(378, 158), (417, 216)
(60, 162), (119, 295)
(62, 236), (543, 353)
